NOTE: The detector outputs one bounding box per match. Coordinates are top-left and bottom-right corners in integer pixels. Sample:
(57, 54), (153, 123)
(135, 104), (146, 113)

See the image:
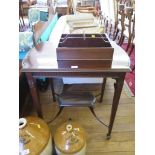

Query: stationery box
(56, 34), (114, 68)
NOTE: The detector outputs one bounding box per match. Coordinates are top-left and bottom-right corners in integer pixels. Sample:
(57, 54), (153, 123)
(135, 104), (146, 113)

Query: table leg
(99, 77), (107, 103)
(26, 73), (43, 118)
(50, 78), (56, 102)
(107, 74), (125, 139)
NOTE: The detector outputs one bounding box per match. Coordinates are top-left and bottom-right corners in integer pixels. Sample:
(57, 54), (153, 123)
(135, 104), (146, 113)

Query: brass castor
(106, 134), (111, 140)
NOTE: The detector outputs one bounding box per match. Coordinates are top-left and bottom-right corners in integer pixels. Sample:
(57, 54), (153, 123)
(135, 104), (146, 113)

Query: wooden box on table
(56, 34), (114, 68)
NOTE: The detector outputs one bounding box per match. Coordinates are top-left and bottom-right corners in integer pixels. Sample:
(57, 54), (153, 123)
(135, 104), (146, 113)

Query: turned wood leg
(107, 74), (125, 139)
(50, 78), (56, 102)
(118, 30), (124, 45)
(128, 43), (135, 56)
(119, 35), (125, 46)
(100, 78), (107, 103)
(26, 72), (43, 118)
(126, 36), (132, 52)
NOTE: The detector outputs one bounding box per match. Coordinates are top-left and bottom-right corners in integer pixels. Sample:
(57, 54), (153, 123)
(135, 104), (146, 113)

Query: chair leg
(118, 30), (124, 45)
(126, 36), (132, 52)
(128, 43), (135, 56)
(47, 107), (64, 124)
(100, 78), (107, 103)
(89, 107), (108, 127)
(119, 35), (125, 46)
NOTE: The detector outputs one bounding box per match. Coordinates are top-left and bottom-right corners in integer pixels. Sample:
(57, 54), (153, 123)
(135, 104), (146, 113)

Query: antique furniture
(56, 33), (114, 68)
(119, 10), (135, 51)
(47, 91), (109, 128)
(113, 1), (126, 41)
(21, 15), (130, 139)
(113, 0), (135, 51)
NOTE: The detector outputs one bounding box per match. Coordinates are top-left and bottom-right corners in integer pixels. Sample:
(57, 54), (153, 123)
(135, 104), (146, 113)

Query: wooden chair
(119, 9), (135, 51)
(113, 2), (126, 42)
(113, 1), (135, 51)
(101, 14), (115, 39)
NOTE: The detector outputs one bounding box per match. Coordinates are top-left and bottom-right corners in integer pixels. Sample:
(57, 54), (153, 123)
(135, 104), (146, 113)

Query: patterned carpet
(121, 43), (135, 96)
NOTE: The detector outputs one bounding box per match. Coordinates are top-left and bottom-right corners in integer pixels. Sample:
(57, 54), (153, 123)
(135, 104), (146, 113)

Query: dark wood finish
(107, 75), (125, 139)
(26, 72), (43, 118)
(58, 38), (112, 47)
(50, 92), (109, 127)
(100, 78), (107, 103)
(50, 78), (56, 102)
(19, 72), (30, 117)
(22, 30), (130, 138)
(57, 60), (112, 68)
(57, 92), (96, 107)
(57, 48), (113, 59)
(24, 70), (126, 138)
(57, 34), (114, 69)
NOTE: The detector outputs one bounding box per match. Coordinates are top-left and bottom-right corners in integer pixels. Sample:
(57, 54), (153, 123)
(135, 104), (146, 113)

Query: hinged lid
(54, 120), (86, 154)
(19, 116), (50, 155)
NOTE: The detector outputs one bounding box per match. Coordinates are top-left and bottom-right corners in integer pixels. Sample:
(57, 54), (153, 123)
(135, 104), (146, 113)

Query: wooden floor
(29, 78), (135, 155)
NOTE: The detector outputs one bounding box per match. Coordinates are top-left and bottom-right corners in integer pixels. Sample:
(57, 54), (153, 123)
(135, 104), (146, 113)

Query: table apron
(30, 71), (126, 78)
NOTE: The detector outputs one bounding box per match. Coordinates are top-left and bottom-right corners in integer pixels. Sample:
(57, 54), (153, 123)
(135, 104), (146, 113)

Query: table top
(22, 14), (130, 73)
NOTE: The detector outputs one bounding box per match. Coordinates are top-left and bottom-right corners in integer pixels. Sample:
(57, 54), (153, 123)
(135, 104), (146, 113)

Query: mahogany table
(22, 43), (130, 139)
(21, 15), (130, 139)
